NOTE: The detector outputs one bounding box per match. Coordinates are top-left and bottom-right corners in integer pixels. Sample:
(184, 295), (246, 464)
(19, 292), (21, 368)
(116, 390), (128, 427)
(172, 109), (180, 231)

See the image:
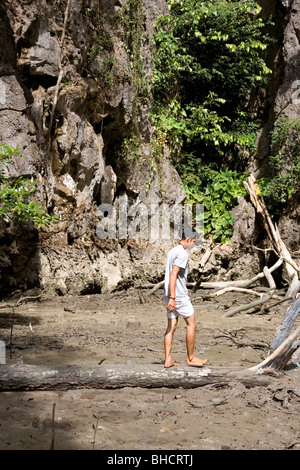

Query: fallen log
(0, 362), (278, 391)
(286, 274), (300, 298)
(144, 279), (279, 292)
(148, 280), (164, 294)
(0, 363), (228, 391)
(203, 259), (284, 291)
(141, 280), (251, 292)
(0, 294), (45, 309)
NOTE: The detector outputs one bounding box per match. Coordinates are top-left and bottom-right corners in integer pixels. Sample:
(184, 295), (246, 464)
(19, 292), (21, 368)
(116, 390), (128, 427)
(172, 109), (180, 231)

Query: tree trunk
(0, 363), (228, 391)
(271, 296), (300, 351)
(242, 295), (300, 375)
(249, 326), (300, 374)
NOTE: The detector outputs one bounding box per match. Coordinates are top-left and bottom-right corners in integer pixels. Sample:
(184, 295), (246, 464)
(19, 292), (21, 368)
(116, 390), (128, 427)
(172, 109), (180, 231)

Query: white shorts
(164, 296), (194, 320)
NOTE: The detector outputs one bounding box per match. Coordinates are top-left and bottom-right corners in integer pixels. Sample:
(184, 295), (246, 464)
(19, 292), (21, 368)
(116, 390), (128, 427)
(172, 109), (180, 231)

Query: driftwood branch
(238, 296), (300, 375)
(197, 258), (283, 292)
(244, 174), (300, 296)
(148, 280), (164, 294)
(249, 326), (300, 374)
(286, 274), (300, 298)
(215, 330), (269, 349)
(203, 286), (272, 299)
(271, 296), (300, 351)
(221, 293), (294, 318)
(244, 258), (283, 288)
(263, 266), (276, 289)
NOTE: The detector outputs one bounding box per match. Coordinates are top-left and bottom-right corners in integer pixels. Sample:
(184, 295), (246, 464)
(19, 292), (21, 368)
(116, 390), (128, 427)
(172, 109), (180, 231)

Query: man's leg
(185, 314), (207, 366)
(164, 317), (179, 368)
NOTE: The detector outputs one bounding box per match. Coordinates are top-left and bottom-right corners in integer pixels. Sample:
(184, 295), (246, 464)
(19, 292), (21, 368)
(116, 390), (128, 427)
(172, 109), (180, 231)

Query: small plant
(92, 414), (107, 450)
(0, 144), (57, 228)
(119, 136), (142, 163)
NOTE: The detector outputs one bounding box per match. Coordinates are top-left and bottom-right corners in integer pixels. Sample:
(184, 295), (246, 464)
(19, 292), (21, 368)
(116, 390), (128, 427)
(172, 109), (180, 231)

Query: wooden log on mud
(0, 363), (229, 391)
(0, 362), (277, 391)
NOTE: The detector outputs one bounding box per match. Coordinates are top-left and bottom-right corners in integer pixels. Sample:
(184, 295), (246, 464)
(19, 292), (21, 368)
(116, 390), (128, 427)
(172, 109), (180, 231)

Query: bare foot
(186, 357), (208, 367)
(164, 360), (179, 368)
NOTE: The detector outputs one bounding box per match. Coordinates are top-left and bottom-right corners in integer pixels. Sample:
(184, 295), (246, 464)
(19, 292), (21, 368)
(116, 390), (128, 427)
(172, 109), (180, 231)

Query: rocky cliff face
(0, 0), (187, 297)
(0, 0), (299, 298)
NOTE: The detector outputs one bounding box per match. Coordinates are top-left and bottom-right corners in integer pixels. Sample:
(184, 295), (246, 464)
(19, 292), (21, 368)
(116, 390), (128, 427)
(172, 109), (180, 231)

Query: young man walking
(163, 232), (207, 369)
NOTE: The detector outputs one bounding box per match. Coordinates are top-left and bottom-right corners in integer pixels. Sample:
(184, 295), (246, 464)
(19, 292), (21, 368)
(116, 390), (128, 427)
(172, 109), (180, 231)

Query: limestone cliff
(0, 0), (186, 296)
(0, 0), (300, 297)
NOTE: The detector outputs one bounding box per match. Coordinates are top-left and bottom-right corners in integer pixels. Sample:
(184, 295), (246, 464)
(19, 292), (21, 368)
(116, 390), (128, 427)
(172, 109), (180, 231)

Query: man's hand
(167, 298), (176, 312)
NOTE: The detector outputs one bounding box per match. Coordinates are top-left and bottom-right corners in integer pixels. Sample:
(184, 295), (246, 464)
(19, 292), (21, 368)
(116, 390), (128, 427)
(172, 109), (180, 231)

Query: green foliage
(152, 0), (270, 159)
(203, 168), (247, 243)
(151, 0), (271, 242)
(183, 165), (247, 243)
(257, 117), (300, 217)
(0, 144), (56, 228)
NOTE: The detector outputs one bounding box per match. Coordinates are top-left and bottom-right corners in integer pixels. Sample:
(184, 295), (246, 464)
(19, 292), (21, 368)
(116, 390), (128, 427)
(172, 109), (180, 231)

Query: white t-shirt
(164, 244), (189, 299)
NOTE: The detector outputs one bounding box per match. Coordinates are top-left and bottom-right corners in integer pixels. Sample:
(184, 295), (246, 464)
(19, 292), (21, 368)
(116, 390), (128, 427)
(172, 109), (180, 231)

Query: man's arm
(167, 265), (180, 312)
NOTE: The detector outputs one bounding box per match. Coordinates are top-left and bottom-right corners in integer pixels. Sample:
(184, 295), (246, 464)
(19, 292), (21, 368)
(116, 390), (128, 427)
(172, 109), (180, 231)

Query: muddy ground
(0, 287), (299, 451)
